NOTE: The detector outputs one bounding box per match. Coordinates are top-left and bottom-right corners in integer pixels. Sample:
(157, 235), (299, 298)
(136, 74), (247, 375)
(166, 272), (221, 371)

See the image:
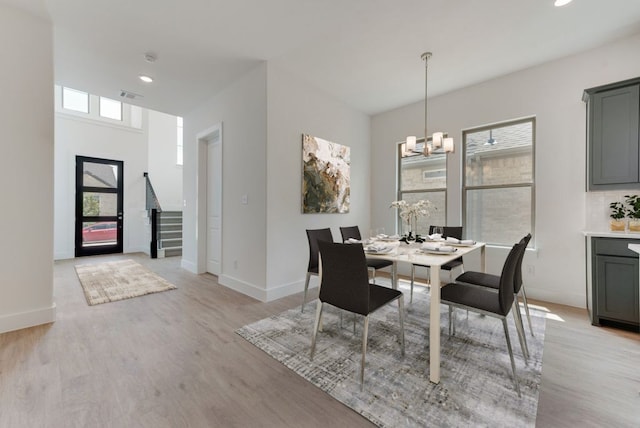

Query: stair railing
(144, 172), (162, 258)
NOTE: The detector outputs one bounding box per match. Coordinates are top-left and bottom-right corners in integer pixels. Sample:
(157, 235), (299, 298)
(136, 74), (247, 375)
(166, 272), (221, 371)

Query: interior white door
(206, 128), (222, 275)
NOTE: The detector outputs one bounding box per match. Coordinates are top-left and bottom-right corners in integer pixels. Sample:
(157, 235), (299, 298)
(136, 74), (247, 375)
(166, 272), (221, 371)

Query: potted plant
(609, 201), (626, 231)
(625, 195), (640, 232)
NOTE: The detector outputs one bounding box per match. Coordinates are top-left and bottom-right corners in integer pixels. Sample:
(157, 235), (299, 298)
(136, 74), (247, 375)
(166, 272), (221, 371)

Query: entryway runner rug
(237, 281), (545, 427)
(75, 259), (176, 306)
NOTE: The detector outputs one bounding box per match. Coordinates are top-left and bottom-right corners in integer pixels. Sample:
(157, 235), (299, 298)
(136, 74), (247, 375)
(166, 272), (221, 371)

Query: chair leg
(353, 314), (357, 335)
(502, 318), (521, 397)
(520, 287), (535, 337)
(369, 267), (376, 284)
(512, 302), (530, 363)
(361, 316), (370, 391)
(410, 265), (416, 304)
(398, 296), (405, 356)
(310, 302), (323, 359)
(302, 272), (311, 313)
(448, 306), (456, 336)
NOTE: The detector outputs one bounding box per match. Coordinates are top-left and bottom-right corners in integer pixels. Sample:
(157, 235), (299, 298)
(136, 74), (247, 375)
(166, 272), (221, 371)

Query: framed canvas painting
(302, 134), (350, 213)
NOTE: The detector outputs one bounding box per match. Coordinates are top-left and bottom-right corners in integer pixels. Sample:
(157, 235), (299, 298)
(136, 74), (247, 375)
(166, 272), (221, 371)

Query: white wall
(54, 104), (149, 259)
(265, 64), (371, 300)
(0, 5), (56, 333)
(372, 32), (640, 308)
(182, 64), (268, 299)
(182, 62), (371, 302)
(147, 110), (183, 211)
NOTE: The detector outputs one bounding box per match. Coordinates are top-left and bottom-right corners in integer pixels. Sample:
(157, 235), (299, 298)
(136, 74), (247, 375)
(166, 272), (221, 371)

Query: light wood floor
(0, 253), (638, 427)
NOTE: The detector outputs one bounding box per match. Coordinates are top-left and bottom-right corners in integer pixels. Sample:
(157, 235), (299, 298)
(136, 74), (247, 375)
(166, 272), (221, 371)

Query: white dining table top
(364, 239), (484, 268)
(358, 238), (486, 384)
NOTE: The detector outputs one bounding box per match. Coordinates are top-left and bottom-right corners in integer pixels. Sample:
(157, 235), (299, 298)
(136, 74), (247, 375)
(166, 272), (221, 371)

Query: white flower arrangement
(390, 199), (434, 239)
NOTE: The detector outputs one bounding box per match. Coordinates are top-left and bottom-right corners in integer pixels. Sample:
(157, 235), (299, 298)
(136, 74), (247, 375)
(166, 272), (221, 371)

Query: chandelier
(401, 52), (454, 157)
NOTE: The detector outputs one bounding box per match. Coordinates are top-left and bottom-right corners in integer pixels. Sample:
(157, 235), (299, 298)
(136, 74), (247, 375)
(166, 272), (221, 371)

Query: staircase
(156, 211), (182, 257)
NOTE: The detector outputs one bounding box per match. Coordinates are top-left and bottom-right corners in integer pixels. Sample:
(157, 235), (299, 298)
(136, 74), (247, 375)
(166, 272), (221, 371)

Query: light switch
(241, 194), (248, 205)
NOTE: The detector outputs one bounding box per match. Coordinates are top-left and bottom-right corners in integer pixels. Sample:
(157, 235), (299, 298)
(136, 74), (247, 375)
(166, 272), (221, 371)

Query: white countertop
(628, 243), (640, 254)
(583, 231), (640, 238)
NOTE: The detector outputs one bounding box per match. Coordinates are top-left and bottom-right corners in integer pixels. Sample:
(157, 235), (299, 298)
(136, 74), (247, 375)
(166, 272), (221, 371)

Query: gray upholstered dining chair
(310, 240), (405, 390)
(339, 225), (393, 284)
(410, 226), (464, 303)
(302, 228), (333, 312)
(455, 233), (534, 358)
(441, 241), (527, 397)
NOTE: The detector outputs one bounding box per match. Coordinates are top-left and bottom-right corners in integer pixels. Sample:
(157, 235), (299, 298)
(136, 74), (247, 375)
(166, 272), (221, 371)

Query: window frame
(62, 87), (89, 114)
(396, 140), (448, 235)
(462, 116), (536, 247)
(177, 116), (184, 166)
(99, 96), (123, 121)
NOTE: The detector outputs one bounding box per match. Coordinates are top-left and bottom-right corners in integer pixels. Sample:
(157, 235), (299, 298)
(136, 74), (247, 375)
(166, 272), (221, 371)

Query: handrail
(143, 172), (162, 212)
(144, 172), (162, 258)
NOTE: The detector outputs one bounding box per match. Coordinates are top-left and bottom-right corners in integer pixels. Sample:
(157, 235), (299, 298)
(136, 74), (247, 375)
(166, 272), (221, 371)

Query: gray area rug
(75, 259), (177, 306)
(237, 281), (545, 427)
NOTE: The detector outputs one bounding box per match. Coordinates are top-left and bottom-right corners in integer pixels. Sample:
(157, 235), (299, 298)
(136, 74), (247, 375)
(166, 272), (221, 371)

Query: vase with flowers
(390, 199), (434, 243)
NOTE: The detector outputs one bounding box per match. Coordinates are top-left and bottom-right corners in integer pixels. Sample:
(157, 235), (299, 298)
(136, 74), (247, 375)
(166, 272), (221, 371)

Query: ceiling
(6, 0), (640, 116)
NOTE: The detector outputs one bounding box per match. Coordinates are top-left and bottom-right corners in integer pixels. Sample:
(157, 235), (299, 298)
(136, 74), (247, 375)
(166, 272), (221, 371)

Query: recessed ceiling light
(554, 0), (573, 6)
(139, 75), (153, 83)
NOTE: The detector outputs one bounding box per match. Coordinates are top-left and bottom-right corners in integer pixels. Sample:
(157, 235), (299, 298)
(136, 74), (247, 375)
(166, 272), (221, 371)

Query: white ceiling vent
(120, 90), (143, 100)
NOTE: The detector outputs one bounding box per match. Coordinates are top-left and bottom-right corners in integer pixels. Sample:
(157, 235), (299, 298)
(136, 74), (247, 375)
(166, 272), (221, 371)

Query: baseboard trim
(265, 278), (318, 302)
(181, 259), (198, 273)
(0, 303), (57, 334)
(219, 275), (266, 302)
(528, 289), (586, 309)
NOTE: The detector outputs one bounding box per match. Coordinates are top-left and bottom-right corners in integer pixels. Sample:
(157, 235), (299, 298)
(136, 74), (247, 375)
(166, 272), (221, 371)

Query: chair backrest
(498, 241), (526, 314)
(317, 240), (370, 315)
(513, 233), (532, 293)
(429, 225), (463, 240)
(306, 228), (333, 273)
(339, 225), (362, 242)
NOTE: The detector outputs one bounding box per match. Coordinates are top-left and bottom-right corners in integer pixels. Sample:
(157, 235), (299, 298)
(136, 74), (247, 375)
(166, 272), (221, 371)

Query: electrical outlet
(233, 260), (238, 269)
(526, 265), (534, 276)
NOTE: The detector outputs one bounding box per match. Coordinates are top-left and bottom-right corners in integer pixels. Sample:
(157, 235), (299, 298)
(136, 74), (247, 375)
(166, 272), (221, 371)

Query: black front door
(75, 156), (124, 257)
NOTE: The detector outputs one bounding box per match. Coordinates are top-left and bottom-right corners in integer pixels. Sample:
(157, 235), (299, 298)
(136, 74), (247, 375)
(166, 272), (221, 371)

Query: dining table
(365, 238), (486, 384)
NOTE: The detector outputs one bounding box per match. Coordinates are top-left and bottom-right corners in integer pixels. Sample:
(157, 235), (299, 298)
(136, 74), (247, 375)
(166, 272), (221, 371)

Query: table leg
(429, 266), (441, 384)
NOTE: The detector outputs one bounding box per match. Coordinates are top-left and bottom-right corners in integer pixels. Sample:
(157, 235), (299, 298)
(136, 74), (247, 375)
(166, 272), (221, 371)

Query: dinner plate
(377, 237), (399, 242)
(366, 249), (394, 255)
(447, 241), (476, 247)
(419, 248), (458, 255)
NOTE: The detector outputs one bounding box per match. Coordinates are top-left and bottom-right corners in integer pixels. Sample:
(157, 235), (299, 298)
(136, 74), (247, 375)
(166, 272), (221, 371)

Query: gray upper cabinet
(584, 78), (640, 190)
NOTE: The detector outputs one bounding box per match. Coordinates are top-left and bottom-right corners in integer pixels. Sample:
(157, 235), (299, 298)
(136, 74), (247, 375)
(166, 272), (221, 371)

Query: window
(62, 87), (89, 113)
(463, 117), (535, 246)
(177, 116), (183, 166)
(397, 141), (447, 236)
(99, 97), (122, 121)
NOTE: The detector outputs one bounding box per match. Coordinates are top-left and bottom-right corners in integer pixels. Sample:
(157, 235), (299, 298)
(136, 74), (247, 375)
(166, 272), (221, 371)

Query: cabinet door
(595, 255), (639, 324)
(590, 85), (640, 188)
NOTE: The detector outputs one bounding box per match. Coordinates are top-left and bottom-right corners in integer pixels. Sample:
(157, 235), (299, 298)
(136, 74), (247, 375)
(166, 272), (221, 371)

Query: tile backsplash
(586, 190), (637, 231)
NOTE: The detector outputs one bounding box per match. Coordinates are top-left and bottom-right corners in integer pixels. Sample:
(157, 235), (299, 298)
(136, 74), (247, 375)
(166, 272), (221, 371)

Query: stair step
(159, 223), (181, 231)
(159, 238), (182, 249)
(159, 231), (182, 240)
(164, 247), (182, 257)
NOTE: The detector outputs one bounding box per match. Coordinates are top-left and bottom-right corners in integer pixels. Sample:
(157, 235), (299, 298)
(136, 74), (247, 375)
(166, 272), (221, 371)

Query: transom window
(99, 97), (122, 121)
(397, 141), (447, 236)
(463, 117), (535, 246)
(62, 87), (89, 113)
(177, 116), (183, 166)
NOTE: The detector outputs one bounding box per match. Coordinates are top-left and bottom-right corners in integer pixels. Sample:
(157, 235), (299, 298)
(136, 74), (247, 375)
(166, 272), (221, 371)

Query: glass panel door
(75, 156), (124, 256)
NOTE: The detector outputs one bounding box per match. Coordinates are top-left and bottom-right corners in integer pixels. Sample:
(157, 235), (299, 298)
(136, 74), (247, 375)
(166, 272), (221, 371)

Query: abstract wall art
(302, 134), (350, 213)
